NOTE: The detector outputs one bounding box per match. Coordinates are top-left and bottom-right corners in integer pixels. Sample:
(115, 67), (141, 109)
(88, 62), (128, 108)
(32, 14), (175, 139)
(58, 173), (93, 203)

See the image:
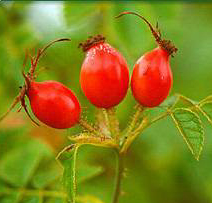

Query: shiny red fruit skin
(131, 47), (173, 107)
(80, 43), (129, 108)
(27, 81), (81, 129)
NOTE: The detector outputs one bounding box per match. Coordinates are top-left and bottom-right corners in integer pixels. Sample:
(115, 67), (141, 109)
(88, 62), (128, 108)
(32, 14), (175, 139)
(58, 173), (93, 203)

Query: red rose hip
(117, 12), (177, 107)
(79, 35), (129, 108)
(0, 38), (81, 129)
(131, 47), (173, 107)
(27, 81), (81, 129)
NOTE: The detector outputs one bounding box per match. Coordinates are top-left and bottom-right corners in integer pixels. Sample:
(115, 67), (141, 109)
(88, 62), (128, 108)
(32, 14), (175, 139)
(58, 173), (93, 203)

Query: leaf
(178, 94), (197, 106)
(77, 164), (104, 183)
(0, 140), (51, 187)
(198, 102), (212, 126)
(58, 144), (80, 203)
(160, 94), (180, 109)
(21, 196), (40, 203)
(199, 95), (212, 104)
(57, 144), (106, 203)
(170, 108), (204, 160)
(0, 191), (22, 203)
(31, 163), (61, 189)
(0, 186), (22, 203)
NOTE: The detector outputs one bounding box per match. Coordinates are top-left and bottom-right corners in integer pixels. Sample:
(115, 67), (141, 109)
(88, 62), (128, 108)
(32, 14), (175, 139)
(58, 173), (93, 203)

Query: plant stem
(79, 119), (100, 136)
(150, 111), (169, 125)
(126, 105), (145, 135)
(120, 116), (149, 154)
(95, 108), (111, 137)
(112, 151), (124, 203)
(106, 108), (120, 143)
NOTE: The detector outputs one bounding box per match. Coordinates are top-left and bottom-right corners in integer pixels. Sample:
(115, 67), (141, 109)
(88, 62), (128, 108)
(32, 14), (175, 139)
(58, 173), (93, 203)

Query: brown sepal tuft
(78, 34), (106, 52)
(159, 39), (178, 57)
(116, 11), (178, 56)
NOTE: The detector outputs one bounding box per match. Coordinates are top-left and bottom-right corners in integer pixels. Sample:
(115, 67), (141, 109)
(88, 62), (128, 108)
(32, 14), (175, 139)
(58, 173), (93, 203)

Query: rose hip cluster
(1, 12), (177, 129)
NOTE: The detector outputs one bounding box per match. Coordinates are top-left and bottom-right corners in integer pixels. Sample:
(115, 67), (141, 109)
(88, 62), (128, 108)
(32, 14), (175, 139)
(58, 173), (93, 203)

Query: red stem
(29, 38), (71, 79)
(115, 11), (161, 44)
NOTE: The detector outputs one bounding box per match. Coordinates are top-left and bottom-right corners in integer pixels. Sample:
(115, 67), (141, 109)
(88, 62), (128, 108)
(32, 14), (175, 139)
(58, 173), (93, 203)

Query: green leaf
(199, 95), (212, 104)
(170, 108), (204, 160)
(0, 140), (51, 187)
(177, 94), (197, 106)
(160, 94), (180, 109)
(77, 164), (104, 184)
(21, 196), (40, 203)
(199, 102), (212, 126)
(31, 163), (61, 189)
(0, 191), (22, 203)
(58, 144), (80, 203)
(57, 144), (105, 203)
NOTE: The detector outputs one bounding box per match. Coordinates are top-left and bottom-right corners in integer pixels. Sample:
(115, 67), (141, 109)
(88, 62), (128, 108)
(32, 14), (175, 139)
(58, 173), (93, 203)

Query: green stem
(79, 119), (100, 136)
(95, 108), (111, 137)
(106, 108), (120, 143)
(112, 151), (124, 203)
(150, 111), (169, 125)
(178, 94), (195, 105)
(120, 116), (149, 154)
(126, 105), (145, 135)
(120, 110), (169, 154)
(71, 145), (79, 203)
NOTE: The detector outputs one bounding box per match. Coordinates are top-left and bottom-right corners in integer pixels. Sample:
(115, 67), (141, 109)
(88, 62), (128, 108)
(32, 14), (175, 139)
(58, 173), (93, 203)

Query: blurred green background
(1, 2), (212, 203)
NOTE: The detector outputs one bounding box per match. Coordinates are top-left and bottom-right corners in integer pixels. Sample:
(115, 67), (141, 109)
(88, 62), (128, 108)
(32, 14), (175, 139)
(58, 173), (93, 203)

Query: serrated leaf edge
(170, 108), (204, 160)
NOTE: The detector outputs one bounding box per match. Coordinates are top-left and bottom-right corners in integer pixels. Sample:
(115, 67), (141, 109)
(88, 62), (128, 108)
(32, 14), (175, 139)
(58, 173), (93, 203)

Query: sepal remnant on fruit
(116, 11), (178, 56)
(78, 34), (106, 52)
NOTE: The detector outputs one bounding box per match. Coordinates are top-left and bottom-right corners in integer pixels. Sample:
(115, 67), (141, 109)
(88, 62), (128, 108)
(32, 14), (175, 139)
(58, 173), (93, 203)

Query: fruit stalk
(106, 108), (120, 143)
(126, 105), (145, 135)
(79, 119), (101, 136)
